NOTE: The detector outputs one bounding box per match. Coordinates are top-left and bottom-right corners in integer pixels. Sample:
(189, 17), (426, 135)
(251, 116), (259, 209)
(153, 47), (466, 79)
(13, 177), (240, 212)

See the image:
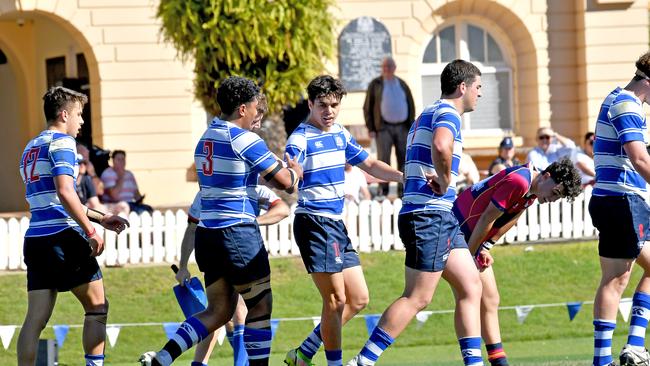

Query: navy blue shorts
(589, 194), (650, 259)
(293, 213), (361, 273)
(195, 222), (270, 286)
(398, 210), (468, 272)
(23, 228), (102, 292)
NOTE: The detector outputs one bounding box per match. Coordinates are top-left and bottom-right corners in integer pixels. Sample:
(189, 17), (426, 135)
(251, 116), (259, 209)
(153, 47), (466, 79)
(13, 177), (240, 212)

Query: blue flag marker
(53, 324), (69, 348)
(365, 314), (381, 336)
(171, 265), (208, 318)
(567, 301), (583, 321)
(270, 319), (280, 339)
(163, 322), (180, 340)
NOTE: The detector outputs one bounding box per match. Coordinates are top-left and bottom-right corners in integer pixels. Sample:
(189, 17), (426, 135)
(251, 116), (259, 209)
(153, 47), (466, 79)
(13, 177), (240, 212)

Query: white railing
(0, 187), (597, 271)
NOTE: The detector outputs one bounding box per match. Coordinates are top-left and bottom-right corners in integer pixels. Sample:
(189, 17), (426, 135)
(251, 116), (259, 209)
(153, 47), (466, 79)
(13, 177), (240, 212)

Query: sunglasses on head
(538, 135), (551, 140)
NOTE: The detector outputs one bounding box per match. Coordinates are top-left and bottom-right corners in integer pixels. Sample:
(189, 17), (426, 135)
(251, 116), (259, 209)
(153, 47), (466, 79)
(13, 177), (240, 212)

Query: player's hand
(100, 214), (130, 234)
(175, 266), (191, 286)
(425, 172), (447, 195)
(285, 153), (303, 179)
(474, 249), (494, 271)
(89, 234), (104, 257)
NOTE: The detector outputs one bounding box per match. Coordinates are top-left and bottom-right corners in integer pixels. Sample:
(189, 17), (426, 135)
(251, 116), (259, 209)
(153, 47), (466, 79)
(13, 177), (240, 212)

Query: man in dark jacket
(363, 57), (415, 196)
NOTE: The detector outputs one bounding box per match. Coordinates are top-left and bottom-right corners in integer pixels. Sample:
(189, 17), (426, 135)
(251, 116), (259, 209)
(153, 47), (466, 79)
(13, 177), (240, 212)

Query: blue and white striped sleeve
(343, 127), (369, 166)
(285, 130), (307, 165)
(233, 131), (276, 174)
(433, 112), (461, 137)
(49, 134), (77, 177)
(609, 100), (646, 144)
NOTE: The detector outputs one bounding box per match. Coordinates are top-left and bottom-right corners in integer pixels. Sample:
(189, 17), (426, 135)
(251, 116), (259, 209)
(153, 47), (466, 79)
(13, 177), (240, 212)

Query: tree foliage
(157, 0), (336, 115)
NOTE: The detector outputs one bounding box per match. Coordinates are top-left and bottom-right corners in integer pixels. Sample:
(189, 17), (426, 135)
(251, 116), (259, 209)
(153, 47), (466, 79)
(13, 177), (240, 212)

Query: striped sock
(357, 326), (394, 365)
(593, 319), (616, 366)
(161, 316), (209, 362)
(298, 323), (323, 360)
(227, 330), (235, 348)
(459, 337), (483, 366)
(244, 327), (272, 361)
(85, 354), (104, 366)
(627, 291), (650, 351)
(232, 325), (249, 366)
(325, 349), (342, 366)
(486, 343), (508, 366)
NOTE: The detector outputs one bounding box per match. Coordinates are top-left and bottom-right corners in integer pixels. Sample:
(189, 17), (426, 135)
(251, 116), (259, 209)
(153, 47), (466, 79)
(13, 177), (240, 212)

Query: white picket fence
(0, 187), (597, 271)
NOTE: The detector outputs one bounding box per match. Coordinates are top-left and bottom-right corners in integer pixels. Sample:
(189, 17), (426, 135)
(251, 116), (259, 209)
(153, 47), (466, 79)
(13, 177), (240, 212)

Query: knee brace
(85, 311), (107, 326)
(238, 276), (272, 328)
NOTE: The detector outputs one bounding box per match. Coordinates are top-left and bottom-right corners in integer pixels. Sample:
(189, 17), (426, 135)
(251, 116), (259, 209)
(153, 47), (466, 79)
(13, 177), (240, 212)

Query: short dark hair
(634, 52), (650, 81)
(307, 75), (347, 102)
(216, 76), (260, 115)
(43, 86), (88, 122)
(544, 157), (582, 202)
(111, 150), (126, 159)
(440, 60), (481, 95)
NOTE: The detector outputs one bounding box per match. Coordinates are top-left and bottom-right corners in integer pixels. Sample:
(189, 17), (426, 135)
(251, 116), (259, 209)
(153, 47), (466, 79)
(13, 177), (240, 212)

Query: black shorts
(195, 222), (270, 286)
(23, 228), (102, 292)
(589, 194), (650, 259)
(293, 213), (361, 273)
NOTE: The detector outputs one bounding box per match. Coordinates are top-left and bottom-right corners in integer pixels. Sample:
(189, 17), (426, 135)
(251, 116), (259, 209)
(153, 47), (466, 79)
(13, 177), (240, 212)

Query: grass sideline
(0, 241), (645, 365)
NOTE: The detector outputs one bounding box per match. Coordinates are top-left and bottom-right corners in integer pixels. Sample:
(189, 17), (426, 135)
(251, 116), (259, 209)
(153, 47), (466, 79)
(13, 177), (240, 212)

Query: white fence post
(358, 201), (371, 252)
(140, 212), (153, 264)
(370, 201), (382, 251)
(381, 200), (393, 251)
(392, 199), (403, 250)
(550, 201), (561, 238)
(152, 211), (164, 263)
(7, 218), (21, 270)
(0, 219), (7, 270)
(128, 212), (142, 264)
(164, 210), (177, 263)
(561, 200), (572, 239)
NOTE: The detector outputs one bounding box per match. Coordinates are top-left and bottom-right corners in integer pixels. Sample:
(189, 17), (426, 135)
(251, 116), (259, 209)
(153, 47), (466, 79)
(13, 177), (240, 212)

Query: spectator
(76, 142), (104, 196)
(364, 56), (415, 196)
(488, 137), (521, 175)
(526, 126), (575, 170)
(100, 150), (153, 214)
(457, 152), (480, 194)
(344, 163), (372, 204)
(571, 132), (595, 187)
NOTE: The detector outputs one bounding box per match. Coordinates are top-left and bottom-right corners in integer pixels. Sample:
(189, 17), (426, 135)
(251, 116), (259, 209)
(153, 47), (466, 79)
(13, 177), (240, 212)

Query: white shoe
(620, 345), (650, 366)
(138, 351), (158, 366)
(345, 355), (364, 366)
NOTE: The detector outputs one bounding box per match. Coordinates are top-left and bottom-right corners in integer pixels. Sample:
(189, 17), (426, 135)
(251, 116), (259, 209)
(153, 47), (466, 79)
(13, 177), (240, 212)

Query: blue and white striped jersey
(20, 130), (80, 237)
(195, 118), (278, 229)
(188, 186), (281, 223)
(285, 123), (369, 219)
(400, 100), (463, 214)
(593, 87), (648, 197)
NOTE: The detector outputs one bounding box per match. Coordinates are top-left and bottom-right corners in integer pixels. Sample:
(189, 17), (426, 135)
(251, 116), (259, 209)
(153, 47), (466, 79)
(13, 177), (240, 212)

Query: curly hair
(440, 60), (481, 96)
(43, 86), (88, 122)
(544, 157), (582, 202)
(217, 76), (260, 115)
(307, 75), (347, 102)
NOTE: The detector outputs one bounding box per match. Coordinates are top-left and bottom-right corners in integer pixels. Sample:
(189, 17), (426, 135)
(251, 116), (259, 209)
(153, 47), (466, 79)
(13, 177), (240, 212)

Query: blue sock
(459, 337), (483, 366)
(593, 319), (616, 366)
(232, 325), (249, 366)
(190, 362), (207, 366)
(325, 349), (342, 366)
(298, 323), (322, 359)
(85, 354), (104, 366)
(161, 316), (209, 361)
(627, 291), (650, 351)
(357, 326), (394, 365)
(227, 330), (235, 348)
(244, 327), (272, 362)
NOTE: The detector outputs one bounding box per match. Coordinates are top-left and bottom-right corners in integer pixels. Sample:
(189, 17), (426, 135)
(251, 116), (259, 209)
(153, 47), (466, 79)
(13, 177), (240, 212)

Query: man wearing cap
(526, 127), (575, 170)
(488, 137), (521, 175)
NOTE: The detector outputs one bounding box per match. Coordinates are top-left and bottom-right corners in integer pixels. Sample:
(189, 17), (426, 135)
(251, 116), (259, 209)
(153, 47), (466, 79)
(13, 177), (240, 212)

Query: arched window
(422, 23), (512, 132)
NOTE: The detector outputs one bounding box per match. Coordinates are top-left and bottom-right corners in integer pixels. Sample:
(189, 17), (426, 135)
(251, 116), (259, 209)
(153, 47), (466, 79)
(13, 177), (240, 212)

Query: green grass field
(0, 241), (645, 365)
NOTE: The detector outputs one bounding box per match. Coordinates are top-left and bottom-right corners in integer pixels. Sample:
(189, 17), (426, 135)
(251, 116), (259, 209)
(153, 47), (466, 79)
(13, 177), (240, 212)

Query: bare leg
(71, 279), (108, 356)
(594, 257), (634, 320)
(342, 266), (369, 324)
(442, 249), (482, 338)
(17, 290), (57, 366)
(311, 272), (346, 350)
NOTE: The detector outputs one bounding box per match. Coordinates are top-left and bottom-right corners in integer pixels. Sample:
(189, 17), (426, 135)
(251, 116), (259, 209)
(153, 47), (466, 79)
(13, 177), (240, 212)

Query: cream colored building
(0, 0), (647, 212)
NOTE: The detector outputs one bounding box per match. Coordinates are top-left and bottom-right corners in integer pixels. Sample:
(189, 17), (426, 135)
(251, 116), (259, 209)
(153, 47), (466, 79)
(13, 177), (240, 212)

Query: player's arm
(176, 221), (197, 285)
(486, 210), (525, 244)
(624, 140), (650, 184)
(431, 127), (454, 194)
(257, 199), (290, 226)
(260, 154), (302, 194)
(466, 202), (504, 255)
(357, 156), (403, 183)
